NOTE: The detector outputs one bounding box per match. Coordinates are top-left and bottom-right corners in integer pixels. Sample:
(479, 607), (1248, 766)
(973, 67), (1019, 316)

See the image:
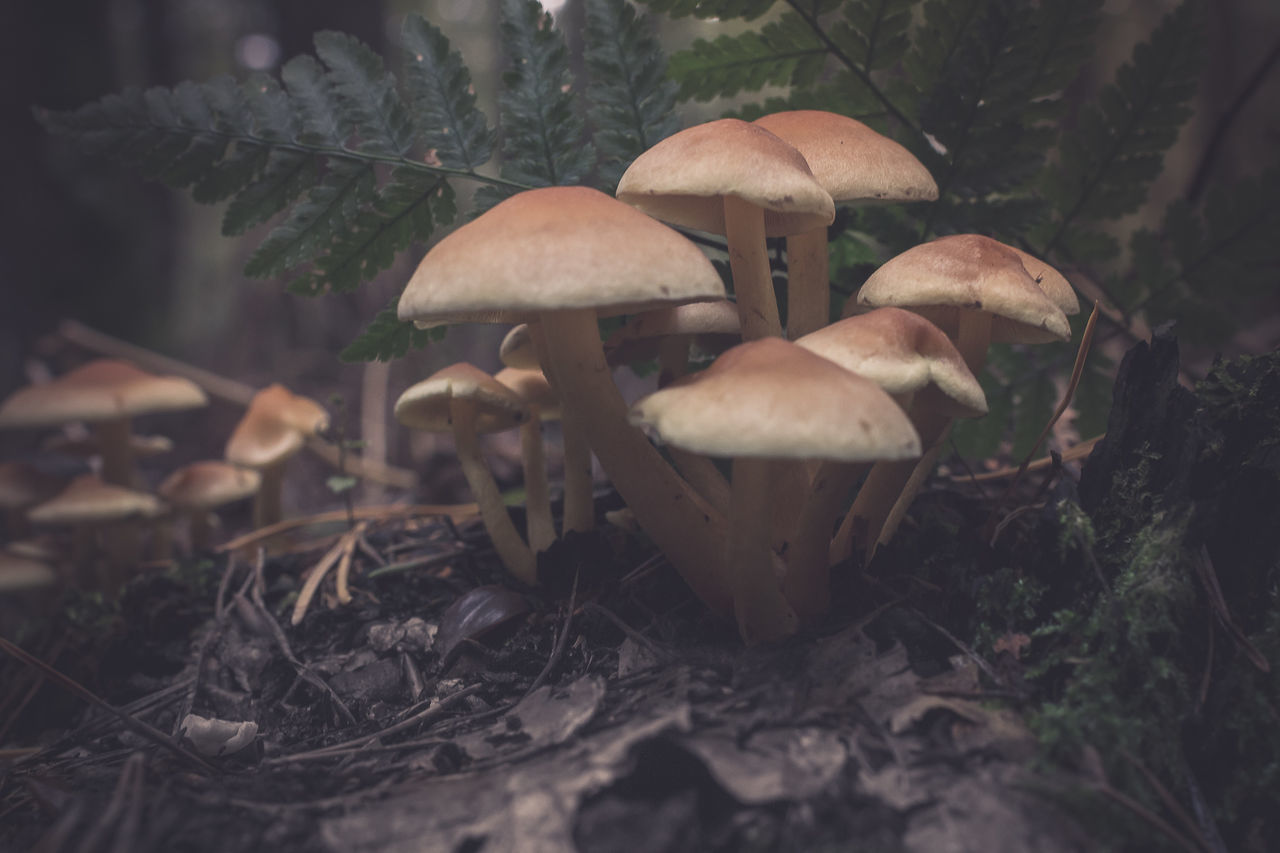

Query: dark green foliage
(639, 0), (780, 21)
(400, 16), (495, 171)
(668, 12), (827, 101)
(585, 0), (681, 190)
(474, 0), (594, 211)
(339, 296), (446, 363)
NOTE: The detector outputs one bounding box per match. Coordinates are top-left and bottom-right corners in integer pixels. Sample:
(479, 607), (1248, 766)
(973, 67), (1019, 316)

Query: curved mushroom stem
(724, 195), (783, 341)
(785, 229), (829, 339)
(450, 398), (537, 585)
(537, 308), (735, 618)
(95, 418), (137, 488)
(783, 460), (870, 620)
(666, 447), (731, 516)
(833, 407), (950, 563)
(519, 412), (556, 554)
(729, 457), (798, 643)
(529, 325), (595, 535)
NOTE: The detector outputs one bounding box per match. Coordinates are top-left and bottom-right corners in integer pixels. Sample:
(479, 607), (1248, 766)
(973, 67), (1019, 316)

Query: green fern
(640, 0), (781, 21)
(338, 296), (445, 363)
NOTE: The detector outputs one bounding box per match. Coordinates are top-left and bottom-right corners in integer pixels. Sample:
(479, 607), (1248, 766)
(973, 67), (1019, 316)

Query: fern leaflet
(401, 14), (495, 171)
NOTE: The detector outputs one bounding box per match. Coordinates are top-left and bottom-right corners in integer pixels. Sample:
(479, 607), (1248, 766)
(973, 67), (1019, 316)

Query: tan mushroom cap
(0, 551), (58, 591)
(499, 325), (540, 370)
(158, 461), (261, 511)
(0, 462), (66, 511)
(494, 367), (561, 421)
(604, 299), (742, 365)
(27, 475), (163, 525)
(630, 337), (920, 462)
(0, 359), (208, 428)
(796, 308), (987, 418)
(398, 186), (726, 327)
(616, 119), (836, 238)
(394, 363), (528, 435)
(1005, 245), (1079, 317)
(855, 234), (1071, 344)
(225, 385), (328, 469)
(751, 111), (938, 203)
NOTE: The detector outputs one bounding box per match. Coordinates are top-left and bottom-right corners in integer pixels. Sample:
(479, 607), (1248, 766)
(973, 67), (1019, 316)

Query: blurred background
(0, 0), (1277, 516)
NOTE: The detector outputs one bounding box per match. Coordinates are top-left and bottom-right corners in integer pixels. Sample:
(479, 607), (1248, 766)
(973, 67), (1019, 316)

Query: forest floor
(0, 333), (1276, 853)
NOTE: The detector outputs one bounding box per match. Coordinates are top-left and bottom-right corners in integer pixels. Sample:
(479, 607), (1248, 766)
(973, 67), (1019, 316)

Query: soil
(1, 334), (1276, 853)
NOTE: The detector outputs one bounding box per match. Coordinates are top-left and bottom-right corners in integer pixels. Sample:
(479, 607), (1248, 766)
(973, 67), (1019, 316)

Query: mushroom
(616, 118), (835, 341)
(27, 474), (165, 591)
(792, 308), (986, 595)
(494, 366), (562, 555)
(751, 110), (938, 339)
(0, 359), (207, 487)
(157, 461), (262, 552)
(630, 337), (920, 641)
(394, 363), (536, 584)
(397, 186), (738, 618)
(0, 462), (67, 538)
(846, 235), (1073, 554)
(499, 325), (540, 370)
(603, 298), (743, 388)
(224, 385), (329, 529)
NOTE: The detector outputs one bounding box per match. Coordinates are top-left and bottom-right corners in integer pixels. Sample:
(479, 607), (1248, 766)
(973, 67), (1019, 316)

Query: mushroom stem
(785, 229), (829, 339)
(729, 457), (798, 643)
(519, 414), (556, 553)
(537, 308), (735, 618)
(95, 418), (136, 487)
(955, 310), (994, 375)
(529, 324), (594, 535)
(253, 461), (286, 530)
(188, 510), (216, 552)
(450, 398), (537, 585)
(723, 195), (783, 340)
(833, 407), (950, 563)
(656, 336), (692, 388)
(666, 447), (731, 516)
(783, 460), (870, 620)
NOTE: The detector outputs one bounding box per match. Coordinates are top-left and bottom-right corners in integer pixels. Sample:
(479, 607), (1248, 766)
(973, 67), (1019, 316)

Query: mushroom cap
(616, 118), (836, 237)
(499, 325), (540, 370)
(0, 462), (67, 511)
(1004, 245), (1079, 317)
(855, 234), (1071, 344)
(225, 385), (329, 469)
(796, 307), (987, 418)
(0, 359), (208, 429)
(0, 551), (58, 591)
(394, 363), (528, 434)
(27, 474), (164, 525)
(751, 110), (938, 203)
(398, 186), (726, 327)
(629, 337), (921, 462)
(604, 299), (743, 366)
(158, 461), (261, 511)
(494, 367), (561, 421)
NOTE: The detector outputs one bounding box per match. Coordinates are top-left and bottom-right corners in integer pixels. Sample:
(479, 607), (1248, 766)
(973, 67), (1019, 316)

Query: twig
(1193, 546), (1270, 672)
(57, 318), (418, 489)
(983, 301), (1099, 542)
(524, 567), (581, 698)
(335, 521), (370, 604)
(0, 636), (217, 774)
(265, 684), (483, 764)
(583, 602), (667, 661)
(906, 606), (1012, 694)
(216, 503), (477, 553)
(1186, 37), (1280, 202)
(1118, 748), (1216, 853)
(245, 565), (357, 727)
(953, 435), (1104, 482)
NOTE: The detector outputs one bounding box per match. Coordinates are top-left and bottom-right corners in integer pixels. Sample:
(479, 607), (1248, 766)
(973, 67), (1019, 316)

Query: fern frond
(339, 296), (445, 363)
(668, 12), (827, 101)
(401, 14), (495, 171)
(314, 31), (417, 156)
(244, 159), (378, 279)
(827, 0), (913, 73)
(585, 0), (681, 190)
(1037, 0), (1203, 258)
(290, 171), (457, 296)
(476, 0), (593, 211)
(638, 0), (779, 22)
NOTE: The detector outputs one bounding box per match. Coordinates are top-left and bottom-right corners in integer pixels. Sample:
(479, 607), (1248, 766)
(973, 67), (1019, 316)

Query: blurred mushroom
(224, 385), (329, 529)
(158, 461), (261, 552)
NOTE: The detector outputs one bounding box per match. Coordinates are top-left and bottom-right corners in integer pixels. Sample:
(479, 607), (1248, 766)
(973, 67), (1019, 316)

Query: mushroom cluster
(0, 359), (333, 594)
(391, 110), (1078, 642)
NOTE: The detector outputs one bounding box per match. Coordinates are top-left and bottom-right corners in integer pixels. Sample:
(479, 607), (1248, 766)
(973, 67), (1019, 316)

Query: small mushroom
(395, 363), (536, 585)
(494, 366), (563, 555)
(157, 461), (261, 552)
